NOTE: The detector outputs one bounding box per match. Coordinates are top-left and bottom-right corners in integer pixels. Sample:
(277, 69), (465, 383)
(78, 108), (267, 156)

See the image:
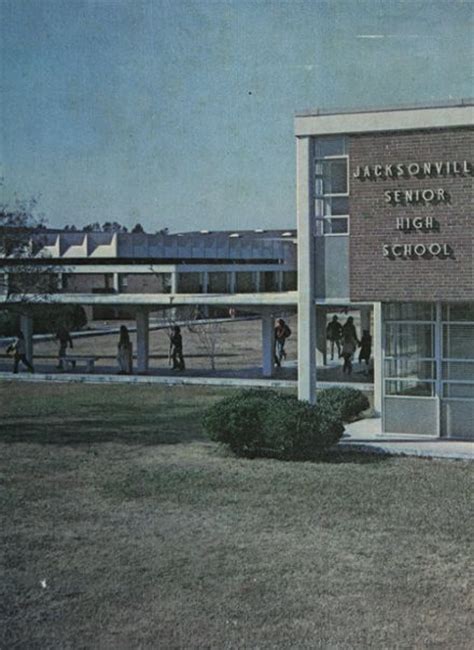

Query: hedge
(316, 387), (370, 423)
(203, 389), (344, 460)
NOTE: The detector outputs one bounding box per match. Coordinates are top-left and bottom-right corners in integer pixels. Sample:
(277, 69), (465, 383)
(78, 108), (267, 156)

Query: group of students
(7, 315), (370, 377)
(117, 324), (185, 374)
(326, 315), (372, 375)
(6, 323), (186, 375)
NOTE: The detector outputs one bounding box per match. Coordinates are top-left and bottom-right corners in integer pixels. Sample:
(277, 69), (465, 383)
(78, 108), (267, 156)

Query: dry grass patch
(1, 382), (472, 648)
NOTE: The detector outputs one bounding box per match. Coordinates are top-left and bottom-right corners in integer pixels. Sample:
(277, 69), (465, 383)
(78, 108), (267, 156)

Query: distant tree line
(63, 222), (170, 235)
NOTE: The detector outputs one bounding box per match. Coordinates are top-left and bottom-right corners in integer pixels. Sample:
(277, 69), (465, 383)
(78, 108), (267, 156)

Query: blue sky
(1, 0), (473, 232)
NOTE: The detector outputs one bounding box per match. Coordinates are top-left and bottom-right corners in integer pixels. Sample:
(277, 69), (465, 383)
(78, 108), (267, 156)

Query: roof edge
(295, 98), (474, 119)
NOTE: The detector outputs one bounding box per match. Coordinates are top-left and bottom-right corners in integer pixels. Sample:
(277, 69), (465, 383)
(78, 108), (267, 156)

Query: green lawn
(1, 382), (472, 649)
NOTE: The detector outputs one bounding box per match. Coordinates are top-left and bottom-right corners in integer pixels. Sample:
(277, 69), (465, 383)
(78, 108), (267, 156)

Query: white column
(434, 301), (442, 437)
(113, 273), (120, 292)
(373, 302), (383, 415)
(316, 306), (327, 366)
(171, 271), (178, 294)
(297, 136), (316, 403)
(136, 309), (149, 373)
(20, 312), (33, 364)
(170, 271), (178, 320)
(261, 310), (274, 378)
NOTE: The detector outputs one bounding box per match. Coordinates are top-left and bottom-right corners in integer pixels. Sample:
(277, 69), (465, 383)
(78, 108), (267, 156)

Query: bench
(60, 356), (96, 373)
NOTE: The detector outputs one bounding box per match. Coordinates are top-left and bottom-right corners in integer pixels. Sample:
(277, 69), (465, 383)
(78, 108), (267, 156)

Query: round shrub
(261, 398), (344, 460)
(203, 389), (344, 460)
(203, 389), (278, 455)
(317, 387), (370, 423)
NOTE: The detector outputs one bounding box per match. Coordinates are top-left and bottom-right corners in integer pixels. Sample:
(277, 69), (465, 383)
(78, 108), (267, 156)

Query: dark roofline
(295, 98), (474, 119)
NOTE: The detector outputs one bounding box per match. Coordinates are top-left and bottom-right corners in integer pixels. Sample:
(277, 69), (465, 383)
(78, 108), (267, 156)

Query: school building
(296, 99), (473, 439)
(1, 100), (473, 439)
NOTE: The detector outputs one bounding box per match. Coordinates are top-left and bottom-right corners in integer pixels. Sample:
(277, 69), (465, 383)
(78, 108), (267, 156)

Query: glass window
(384, 303), (434, 321)
(262, 271), (278, 292)
(443, 324), (474, 359)
(442, 361), (474, 381)
(443, 383), (474, 399)
(314, 136), (347, 157)
(177, 273), (202, 293)
(234, 272), (255, 293)
(208, 272), (228, 293)
(282, 271), (297, 291)
(385, 323), (434, 358)
(385, 380), (434, 397)
(328, 197), (349, 215)
(385, 359), (435, 380)
(315, 197), (349, 217)
(319, 159), (348, 195)
(322, 218), (348, 235)
(442, 303), (474, 321)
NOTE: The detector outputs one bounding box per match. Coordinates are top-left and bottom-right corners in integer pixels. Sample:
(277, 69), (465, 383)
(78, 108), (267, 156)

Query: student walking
(274, 318), (292, 367)
(341, 332), (357, 375)
(326, 315), (343, 360)
(359, 330), (372, 367)
(7, 331), (34, 374)
(342, 316), (360, 346)
(56, 326), (74, 370)
(170, 325), (185, 370)
(117, 325), (133, 374)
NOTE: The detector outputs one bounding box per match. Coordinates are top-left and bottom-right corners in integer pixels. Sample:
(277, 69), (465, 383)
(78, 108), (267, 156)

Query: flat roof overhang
(0, 292), (299, 307)
(1, 293), (377, 309)
(295, 101), (474, 137)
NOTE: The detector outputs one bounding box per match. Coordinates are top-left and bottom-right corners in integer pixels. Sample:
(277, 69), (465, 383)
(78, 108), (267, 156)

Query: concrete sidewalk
(342, 417), (473, 460)
(0, 368), (375, 392)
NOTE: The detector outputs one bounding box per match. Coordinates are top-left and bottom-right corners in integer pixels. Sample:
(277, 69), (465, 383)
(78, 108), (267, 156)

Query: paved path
(342, 417), (473, 460)
(0, 368), (374, 392)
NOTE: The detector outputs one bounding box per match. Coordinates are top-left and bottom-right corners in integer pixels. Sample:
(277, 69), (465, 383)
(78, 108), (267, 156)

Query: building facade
(295, 100), (473, 439)
(1, 100), (472, 440)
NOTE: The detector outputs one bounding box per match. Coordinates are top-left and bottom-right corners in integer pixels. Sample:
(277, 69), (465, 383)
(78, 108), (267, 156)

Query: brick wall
(349, 127), (473, 301)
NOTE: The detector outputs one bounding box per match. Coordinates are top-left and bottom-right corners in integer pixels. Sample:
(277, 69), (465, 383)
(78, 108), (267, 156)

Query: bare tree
(187, 319), (225, 371)
(0, 197), (58, 307)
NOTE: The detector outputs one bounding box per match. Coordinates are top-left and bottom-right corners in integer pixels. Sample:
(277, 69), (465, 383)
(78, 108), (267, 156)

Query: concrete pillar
(171, 271), (178, 294)
(261, 311), (274, 378)
(373, 302), (383, 415)
(168, 271), (178, 321)
(136, 309), (149, 373)
(20, 312), (33, 364)
(113, 273), (120, 292)
(296, 136), (316, 403)
(434, 302), (442, 437)
(316, 306), (327, 366)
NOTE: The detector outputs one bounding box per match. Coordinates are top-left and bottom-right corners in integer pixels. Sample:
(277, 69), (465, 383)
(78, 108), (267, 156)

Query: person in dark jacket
(56, 326), (74, 370)
(170, 326), (185, 370)
(359, 330), (372, 367)
(274, 318), (291, 367)
(7, 331), (34, 374)
(342, 316), (360, 346)
(117, 325), (133, 374)
(341, 332), (357, 375)
(326, 315), (343, 360)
